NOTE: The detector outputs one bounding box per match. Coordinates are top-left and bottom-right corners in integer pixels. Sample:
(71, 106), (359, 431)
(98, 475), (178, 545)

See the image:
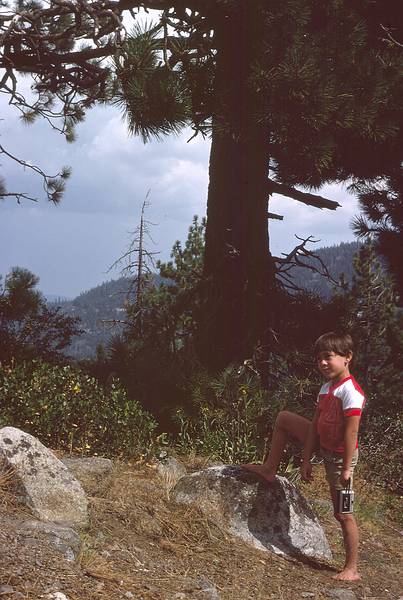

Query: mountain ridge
(52, 241), (361, 359)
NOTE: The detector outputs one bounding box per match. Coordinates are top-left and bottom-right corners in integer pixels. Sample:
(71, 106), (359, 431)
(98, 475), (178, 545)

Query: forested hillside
(52, 241), (360, 359)
(51, 275), (168, 359)
(50, 278), (134, 359)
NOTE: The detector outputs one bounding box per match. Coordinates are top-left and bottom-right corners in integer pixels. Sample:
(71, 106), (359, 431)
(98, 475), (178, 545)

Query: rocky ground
(0, 454), (401, 600)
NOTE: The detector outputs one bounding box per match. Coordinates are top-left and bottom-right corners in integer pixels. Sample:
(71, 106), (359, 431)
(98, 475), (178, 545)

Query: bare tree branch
(273, 235), (343, 293)
(267, 212), (283, 220)
(0, 191), (38, 203)
(267, 178), (341, 210)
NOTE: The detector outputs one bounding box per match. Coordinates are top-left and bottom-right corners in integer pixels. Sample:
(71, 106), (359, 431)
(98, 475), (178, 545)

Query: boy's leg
(330, 488), (361, 581)
(325, 451), (361, 581)
(242, 411), (311, 482)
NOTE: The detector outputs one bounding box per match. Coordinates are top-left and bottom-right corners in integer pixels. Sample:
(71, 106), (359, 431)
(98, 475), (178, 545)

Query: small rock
(180, 578), (220, 600)
(18, 520), (81, 561)
(46, 593), (70, 600)
(0, 585), (14, 594)
(157, 457), (187, 485)
(23, 537), (40, 547)
(44, 586), (59, 594)
(197, 579), (220, 600)
(327, 590), (357, 600)
(62, 457), (114, 482)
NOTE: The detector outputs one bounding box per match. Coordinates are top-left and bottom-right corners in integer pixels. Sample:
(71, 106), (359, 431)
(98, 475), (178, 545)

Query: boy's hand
(340, 468), (351, 486)
(301, 461), (313, 482)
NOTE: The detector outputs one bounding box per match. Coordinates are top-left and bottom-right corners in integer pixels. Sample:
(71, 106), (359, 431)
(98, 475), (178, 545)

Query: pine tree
(104, 217), (205, 418)
(97, 2), (403, 367)
(2, 1), (402, 368)
(351, 165), (403, 302)
(343, 243), (403, 409)
(0, 267), (82, 363)
(124, 215), (205, 355)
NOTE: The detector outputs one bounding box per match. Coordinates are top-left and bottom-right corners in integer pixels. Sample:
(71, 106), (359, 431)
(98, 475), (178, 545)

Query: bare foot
(332, 568), (361, 581)
(241, 464), (276, 483)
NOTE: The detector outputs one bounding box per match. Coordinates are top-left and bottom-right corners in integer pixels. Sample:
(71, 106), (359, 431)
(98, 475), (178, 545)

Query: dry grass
(0, 462), (15, 499)
(157, 466), (183, 498)
(0, 460), (29, 515)
(0, 455), (402, 600)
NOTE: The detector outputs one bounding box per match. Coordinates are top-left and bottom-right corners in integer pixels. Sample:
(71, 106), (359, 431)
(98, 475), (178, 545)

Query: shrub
(0, 361), (157, 456)
(174, 365), (265, 463)
(359, 410), (402, 494)
(174, 359), (319, 466)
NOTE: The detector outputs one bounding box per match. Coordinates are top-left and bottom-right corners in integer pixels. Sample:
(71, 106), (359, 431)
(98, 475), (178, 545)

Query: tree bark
(201, 4), (276, 370)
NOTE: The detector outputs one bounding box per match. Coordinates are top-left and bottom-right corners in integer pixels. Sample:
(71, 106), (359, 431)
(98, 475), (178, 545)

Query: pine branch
(0, 191), (38, 203)
(267, 179), (341, 210)
(0, 143), (71, 203)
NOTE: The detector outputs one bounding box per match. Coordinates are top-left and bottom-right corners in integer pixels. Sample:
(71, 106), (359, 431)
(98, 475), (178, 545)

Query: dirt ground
(0, 455), (402, 600)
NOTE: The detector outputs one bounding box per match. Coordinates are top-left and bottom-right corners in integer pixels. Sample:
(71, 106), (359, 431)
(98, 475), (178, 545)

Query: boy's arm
(301, 410), (319, 482)
(341, 415), (361, 484)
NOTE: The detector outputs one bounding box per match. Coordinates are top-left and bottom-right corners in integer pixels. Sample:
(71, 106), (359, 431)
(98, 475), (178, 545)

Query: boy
(243, 332), (365, 581)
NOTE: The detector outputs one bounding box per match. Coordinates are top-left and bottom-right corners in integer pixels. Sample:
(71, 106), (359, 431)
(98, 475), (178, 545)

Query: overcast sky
(0, 82), (359, 298)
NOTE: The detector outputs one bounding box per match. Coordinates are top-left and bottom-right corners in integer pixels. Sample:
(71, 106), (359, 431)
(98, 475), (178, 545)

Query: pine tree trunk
(201, 4), (276, 369)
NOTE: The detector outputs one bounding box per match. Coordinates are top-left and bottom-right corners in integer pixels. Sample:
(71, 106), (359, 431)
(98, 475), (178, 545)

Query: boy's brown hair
(314, 331), (354, 357)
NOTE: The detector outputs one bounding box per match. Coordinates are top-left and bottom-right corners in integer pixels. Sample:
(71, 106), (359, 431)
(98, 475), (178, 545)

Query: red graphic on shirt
(317, 393), (345, 452)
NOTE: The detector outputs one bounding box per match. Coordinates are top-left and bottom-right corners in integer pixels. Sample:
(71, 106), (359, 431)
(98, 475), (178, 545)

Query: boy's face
(316, 350), (351, 383)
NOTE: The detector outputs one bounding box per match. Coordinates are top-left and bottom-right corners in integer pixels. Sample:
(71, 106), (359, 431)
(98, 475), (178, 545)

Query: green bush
(359, 410), (402, 494)
(0, 361), (157, 457)
(173, 364), (264, 463)
(174, 360), (319, 465)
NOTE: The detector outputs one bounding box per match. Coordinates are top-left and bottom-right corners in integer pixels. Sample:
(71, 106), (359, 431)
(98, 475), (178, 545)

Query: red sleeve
(343, 408), (362, 417)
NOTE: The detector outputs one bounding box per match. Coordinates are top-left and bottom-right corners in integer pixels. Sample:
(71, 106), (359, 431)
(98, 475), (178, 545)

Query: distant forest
(52, 241), (360, 359)
(288, 241), (360, 298)
(51, 276), (166, 359)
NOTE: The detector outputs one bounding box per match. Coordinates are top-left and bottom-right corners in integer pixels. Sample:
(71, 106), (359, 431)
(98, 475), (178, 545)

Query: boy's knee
(276, 410), (292, 425)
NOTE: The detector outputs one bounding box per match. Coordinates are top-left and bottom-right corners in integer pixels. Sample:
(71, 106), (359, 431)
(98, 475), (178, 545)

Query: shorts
(321, 447), (359, 492)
